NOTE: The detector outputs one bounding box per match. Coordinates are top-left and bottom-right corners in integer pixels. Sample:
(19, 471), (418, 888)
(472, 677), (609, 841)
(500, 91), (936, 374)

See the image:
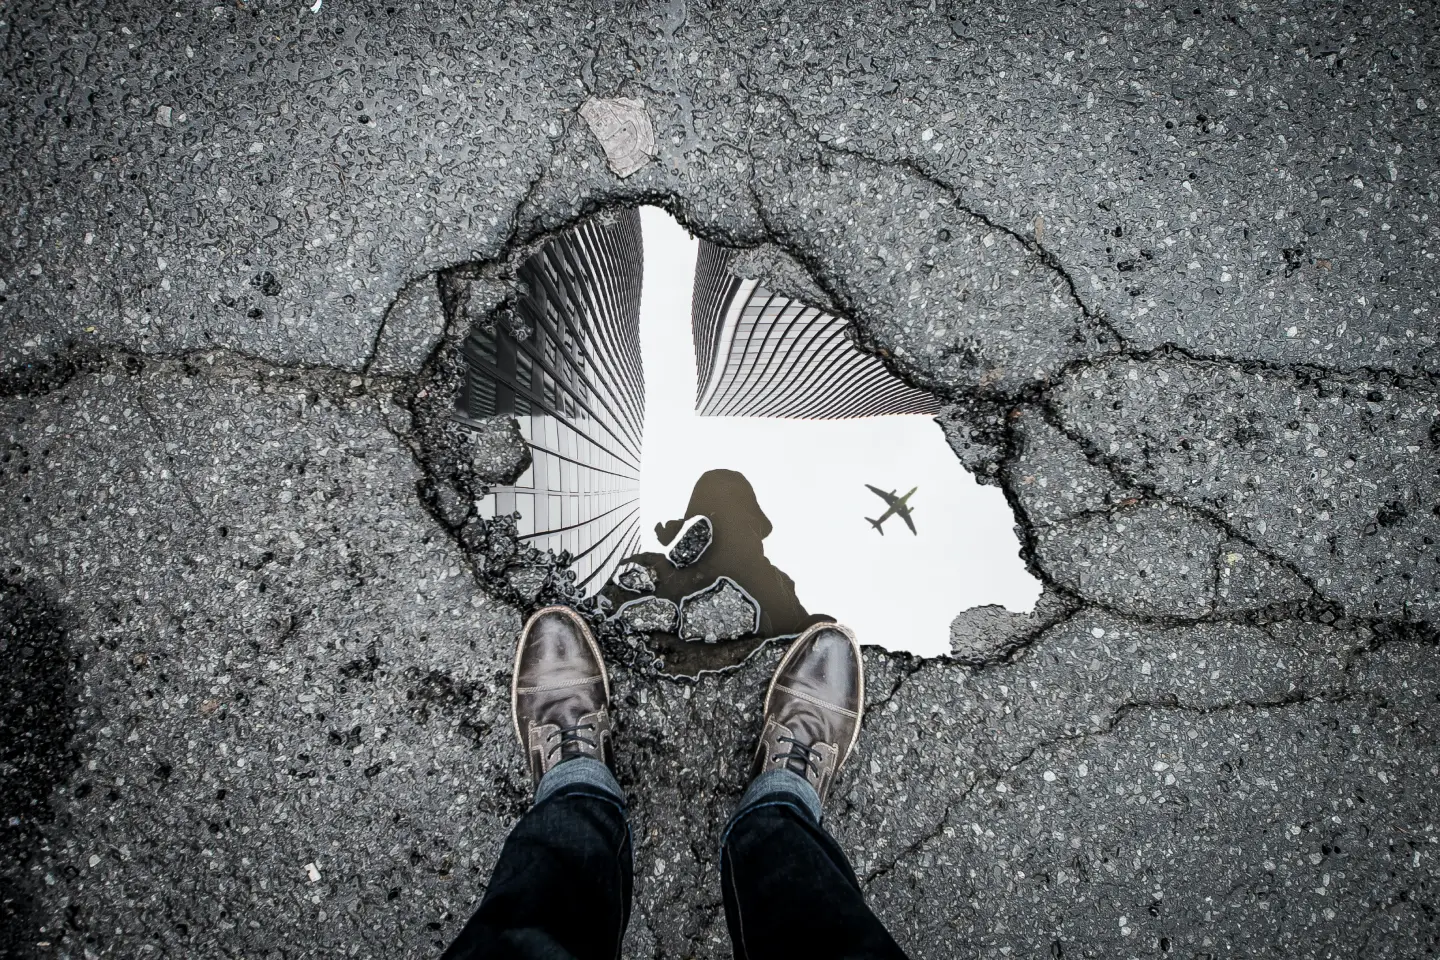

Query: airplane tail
(867, 517), (885, 535)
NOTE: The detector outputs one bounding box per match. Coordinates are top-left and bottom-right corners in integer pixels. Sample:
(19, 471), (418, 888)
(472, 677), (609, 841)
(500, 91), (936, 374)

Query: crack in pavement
(859, 686), (1372, 890)
(807, 139), (1440, 390)
(131, 391), (208, 523)
(5, 10), (1438, 957)
(2, 343), (408, 403)
(744, 88), (1438, 393)
(1029, 398), (1336, 610)
(818, 139), (1131, 353)
(1, 239), (1408, 659)
(861, 655), (927, 724)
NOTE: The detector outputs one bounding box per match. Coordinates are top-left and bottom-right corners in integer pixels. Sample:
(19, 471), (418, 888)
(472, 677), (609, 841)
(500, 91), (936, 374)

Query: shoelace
(546, 722), (597, 759)
(773, 735), (822, 777)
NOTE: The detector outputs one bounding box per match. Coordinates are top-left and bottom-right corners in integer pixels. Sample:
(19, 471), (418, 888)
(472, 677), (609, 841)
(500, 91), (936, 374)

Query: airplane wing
(898, 505), (917, 535)
(865, 484), (899, 506)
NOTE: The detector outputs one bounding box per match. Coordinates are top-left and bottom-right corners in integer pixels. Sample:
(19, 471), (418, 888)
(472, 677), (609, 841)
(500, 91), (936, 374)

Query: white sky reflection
(636, 206), (1040, 657)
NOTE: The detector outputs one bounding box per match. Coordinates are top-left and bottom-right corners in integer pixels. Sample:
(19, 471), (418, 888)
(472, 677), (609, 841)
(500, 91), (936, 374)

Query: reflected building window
(692, 241), (941, 419)
(458, 210), (646, 592)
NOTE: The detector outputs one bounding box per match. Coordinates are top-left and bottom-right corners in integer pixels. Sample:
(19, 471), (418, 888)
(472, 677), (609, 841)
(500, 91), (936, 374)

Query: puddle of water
(461, 206), (1041, 661)
(634, 207), (1040, 659)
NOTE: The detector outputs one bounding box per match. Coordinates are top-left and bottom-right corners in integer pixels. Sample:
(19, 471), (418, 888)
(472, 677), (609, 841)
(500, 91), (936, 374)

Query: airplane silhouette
(865, 484), (918, 535)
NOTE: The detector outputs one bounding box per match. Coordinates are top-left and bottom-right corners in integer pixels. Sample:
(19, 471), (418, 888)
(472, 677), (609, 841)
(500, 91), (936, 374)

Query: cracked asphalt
(2, 1), (1437, 957)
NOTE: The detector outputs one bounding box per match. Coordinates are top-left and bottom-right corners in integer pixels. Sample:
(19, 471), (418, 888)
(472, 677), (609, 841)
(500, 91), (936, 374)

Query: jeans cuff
(533, 756), (624, 808)
(735, 767), (822, 825)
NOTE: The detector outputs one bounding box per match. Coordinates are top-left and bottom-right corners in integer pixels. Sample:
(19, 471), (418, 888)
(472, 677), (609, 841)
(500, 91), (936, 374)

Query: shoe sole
(762, 620), (865, 766)
(510, 605), (611, 751)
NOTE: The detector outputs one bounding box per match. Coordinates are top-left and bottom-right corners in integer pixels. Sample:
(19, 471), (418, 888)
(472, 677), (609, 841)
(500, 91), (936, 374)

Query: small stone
(678, 577), (759, 643)
(613, 562), (657, 594)
(430, 482), (472, 528)
(458, 415), (531, 485)
(667, 516), (713, 568)
(369, 274), (446, 376)
(504, 565), (548, 603)
(614, 596), (678, 633)
(578, 97), (655, 178)
(249, 271), (282, 297)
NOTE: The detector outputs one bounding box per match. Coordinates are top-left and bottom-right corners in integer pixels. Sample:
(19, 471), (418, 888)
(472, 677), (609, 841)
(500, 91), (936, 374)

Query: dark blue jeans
(441, 760), (908, 960)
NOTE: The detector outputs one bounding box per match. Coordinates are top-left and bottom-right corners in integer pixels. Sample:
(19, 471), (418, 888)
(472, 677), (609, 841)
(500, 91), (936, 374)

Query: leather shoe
(751, 621), (864, 806)
(511, 605), (613, 791)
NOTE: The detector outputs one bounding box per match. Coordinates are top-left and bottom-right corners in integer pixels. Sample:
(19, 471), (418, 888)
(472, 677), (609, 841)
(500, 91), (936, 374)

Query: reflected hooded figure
(631, 468), (827, 642)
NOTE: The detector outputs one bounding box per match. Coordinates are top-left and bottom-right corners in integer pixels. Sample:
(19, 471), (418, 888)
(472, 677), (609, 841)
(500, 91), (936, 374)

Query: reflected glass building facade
(692, 241), (941, 419)
(459, 210), (645, 592)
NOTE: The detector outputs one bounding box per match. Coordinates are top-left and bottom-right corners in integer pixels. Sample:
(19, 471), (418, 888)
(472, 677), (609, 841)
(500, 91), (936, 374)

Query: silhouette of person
(628, 468), (829, 640)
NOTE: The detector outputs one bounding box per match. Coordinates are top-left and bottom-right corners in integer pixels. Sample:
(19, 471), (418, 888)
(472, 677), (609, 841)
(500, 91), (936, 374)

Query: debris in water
(678, 576), (760, 643)
(614, 596), (679, 633)
(667, 515), (713, 568)
(613, 562), (658, 594)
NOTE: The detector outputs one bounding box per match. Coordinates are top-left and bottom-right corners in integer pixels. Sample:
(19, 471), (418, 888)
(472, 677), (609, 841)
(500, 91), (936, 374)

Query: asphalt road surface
(2, 2), (1436, 957)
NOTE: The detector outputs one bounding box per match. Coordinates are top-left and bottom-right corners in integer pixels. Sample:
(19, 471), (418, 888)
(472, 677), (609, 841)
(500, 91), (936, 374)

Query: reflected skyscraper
(691, 241), (940, 419)
(459, 210), (645, 591)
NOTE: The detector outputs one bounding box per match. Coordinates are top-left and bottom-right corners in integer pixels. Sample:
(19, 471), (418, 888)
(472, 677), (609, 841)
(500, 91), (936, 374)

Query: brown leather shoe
(751, 621), (865, 806)
(511, 605), (613, 792)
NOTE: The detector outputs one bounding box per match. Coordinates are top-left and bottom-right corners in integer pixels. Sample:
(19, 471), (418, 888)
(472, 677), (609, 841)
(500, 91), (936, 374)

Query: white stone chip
(579, 98), (656, 178)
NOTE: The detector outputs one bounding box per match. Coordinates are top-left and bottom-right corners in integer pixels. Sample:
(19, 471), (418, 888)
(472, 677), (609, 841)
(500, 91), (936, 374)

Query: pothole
(445, 205), (1040, 671)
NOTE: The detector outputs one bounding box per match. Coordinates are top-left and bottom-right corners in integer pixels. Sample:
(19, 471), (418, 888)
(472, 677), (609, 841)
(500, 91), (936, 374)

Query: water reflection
(454, 207), (1042, 659)
(462, 209), (646, 591)
(605, 468), (832, 674)
(634, 207), (1042, 659)
(693, 241), (941, 419)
